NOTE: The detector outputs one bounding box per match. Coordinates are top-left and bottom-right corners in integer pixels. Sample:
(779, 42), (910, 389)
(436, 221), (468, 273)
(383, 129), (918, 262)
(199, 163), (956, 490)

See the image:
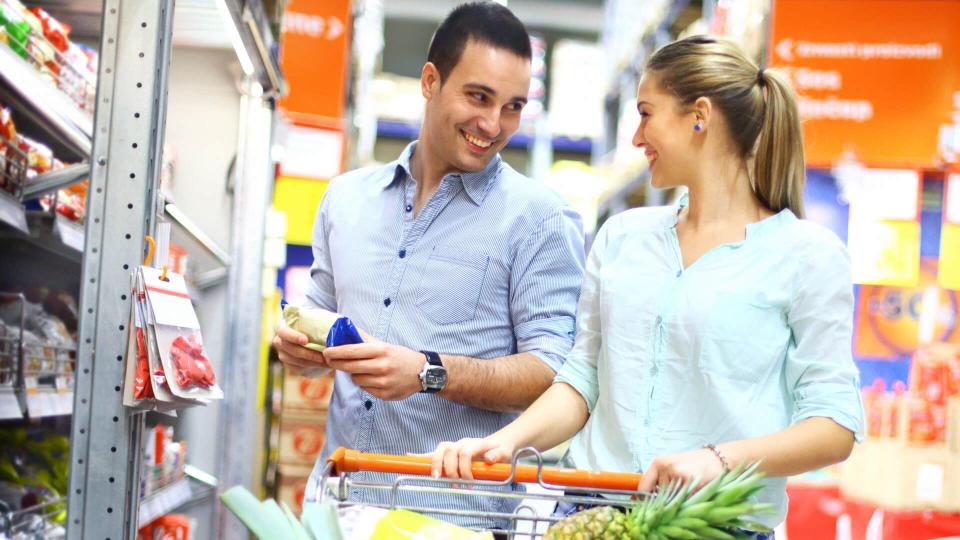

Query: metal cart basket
(316, 447), (646, 539)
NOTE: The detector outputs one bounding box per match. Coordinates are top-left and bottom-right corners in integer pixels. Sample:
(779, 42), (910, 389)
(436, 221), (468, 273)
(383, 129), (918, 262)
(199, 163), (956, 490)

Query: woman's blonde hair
(646, 35), (805, 217)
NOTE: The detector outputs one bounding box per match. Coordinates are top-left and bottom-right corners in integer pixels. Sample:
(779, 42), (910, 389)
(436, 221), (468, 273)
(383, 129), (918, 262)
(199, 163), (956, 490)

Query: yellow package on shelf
(370, 509), (494, 540)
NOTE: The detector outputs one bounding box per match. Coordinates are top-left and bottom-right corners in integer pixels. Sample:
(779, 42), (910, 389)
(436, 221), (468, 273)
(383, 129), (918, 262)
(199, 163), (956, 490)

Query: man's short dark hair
(427, 2), (532, 83)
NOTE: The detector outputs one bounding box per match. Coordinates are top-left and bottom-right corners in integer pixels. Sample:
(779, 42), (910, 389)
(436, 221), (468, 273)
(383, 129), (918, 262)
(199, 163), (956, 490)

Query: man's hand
(323, 342), (424, 400)
(272, 325), (328, 375)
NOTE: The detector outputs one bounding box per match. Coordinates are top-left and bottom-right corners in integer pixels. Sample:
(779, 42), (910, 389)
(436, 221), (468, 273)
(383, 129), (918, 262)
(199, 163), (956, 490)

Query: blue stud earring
(694, 122), (703, 132)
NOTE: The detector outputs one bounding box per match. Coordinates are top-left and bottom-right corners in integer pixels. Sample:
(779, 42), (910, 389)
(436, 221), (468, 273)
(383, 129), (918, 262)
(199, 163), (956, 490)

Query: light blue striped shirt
(555, 197), (864, 528)
(304, 142), (585, 528)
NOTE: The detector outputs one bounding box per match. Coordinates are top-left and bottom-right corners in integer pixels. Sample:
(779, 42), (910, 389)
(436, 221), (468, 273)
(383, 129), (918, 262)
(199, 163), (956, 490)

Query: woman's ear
(693, 96), (713, 131)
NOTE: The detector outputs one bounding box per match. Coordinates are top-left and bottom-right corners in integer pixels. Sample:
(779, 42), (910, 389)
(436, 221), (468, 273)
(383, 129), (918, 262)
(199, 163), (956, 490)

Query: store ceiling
(384, 0), (605, 34)
(31, 0), (606, 49)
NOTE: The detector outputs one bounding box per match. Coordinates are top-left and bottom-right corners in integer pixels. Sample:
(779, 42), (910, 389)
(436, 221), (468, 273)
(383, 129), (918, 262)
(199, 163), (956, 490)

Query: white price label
(0, 390), (22, 419)
(915, 463), (944, 502)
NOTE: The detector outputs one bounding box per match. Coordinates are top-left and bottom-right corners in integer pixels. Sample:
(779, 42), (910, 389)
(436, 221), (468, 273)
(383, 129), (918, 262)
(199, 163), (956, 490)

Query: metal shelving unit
(1, 1), (282, 538)
(66, 1), (175, 538)
(137, 465), (219, 529)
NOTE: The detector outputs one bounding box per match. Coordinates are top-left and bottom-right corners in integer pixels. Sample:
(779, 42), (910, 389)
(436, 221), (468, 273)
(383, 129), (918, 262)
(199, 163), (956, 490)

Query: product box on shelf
(277, 411), (326, 467)
(281, 370), (334, 412)
(276, 463), (312, 516)
(840, 438), (959, 512)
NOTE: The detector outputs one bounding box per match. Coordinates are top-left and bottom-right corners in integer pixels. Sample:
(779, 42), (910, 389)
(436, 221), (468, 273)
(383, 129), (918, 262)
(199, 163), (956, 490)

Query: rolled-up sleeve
(306, 184), (338, 312)
(554, 218), (611, 412)
(510, 206), (585, 373)
(785, 239), (864, 441)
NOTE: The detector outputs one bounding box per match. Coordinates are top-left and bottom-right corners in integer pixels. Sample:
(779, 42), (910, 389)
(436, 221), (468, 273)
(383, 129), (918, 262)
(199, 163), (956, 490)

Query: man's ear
(422, 62), (442, 99)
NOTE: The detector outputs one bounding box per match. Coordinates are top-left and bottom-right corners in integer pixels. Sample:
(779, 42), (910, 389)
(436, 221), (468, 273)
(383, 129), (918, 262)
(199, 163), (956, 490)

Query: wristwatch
(418, 350), (447, 394)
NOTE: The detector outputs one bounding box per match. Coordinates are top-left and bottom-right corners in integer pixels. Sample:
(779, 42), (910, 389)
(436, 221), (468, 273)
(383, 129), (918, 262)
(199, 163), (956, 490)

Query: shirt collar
(385, 141), (501, 206)
(669, 192), (797, 240)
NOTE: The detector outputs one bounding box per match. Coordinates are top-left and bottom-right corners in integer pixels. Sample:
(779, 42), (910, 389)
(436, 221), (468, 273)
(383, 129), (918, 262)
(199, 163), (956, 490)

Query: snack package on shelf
(123, 266), (223, 413)
(138, 514), (192, 540)
(278, 413), (325, 467)
(141, 424), (187, 498)
(0, 426), (69, 529)
(282, 371), (334, 412)
(0, 0), (97, 112)
(0, 293), (75, 418)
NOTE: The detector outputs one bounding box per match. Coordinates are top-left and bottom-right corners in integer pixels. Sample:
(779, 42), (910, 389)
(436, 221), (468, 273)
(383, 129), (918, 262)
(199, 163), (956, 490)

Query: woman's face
(632, 72), (701, 189)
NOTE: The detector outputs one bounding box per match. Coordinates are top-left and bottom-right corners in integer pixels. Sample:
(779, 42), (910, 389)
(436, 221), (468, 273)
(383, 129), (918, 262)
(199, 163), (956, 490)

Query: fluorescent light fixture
(215, 0), (255, 76)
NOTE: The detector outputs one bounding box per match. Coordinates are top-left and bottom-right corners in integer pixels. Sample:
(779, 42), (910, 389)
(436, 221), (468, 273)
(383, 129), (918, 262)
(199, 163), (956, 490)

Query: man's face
(421, 39), (531, 173)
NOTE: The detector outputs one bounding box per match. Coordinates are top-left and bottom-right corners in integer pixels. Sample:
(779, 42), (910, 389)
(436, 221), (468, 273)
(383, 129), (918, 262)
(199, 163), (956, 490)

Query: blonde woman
(430, 35), (863, 535)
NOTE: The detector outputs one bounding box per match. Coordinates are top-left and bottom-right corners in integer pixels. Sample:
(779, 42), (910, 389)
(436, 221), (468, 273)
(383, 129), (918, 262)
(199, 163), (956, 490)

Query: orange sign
(855, 259), (960, 359)
(279, 0), (352, 128)
(769, 0), (960, 169)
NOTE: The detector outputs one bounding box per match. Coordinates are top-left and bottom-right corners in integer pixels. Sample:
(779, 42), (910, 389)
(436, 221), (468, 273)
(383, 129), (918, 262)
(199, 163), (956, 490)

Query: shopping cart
(316, 446), (646, 539)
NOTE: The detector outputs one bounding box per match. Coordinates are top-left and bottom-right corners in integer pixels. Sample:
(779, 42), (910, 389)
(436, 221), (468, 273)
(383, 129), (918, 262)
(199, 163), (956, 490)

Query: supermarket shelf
(219, 0), (286, 96)
(21, 164), (91, 200)
(164, 204), (232, 268)
(375, 118), (594, 154)
(0, 43), (93, 160)
(137, 467), (218, 528)
(0, 211), (84, 263)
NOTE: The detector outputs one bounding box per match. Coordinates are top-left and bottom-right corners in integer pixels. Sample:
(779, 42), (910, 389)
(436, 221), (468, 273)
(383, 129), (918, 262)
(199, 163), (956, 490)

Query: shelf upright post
(67, 1), (175, 538)
(215, 77), (276, 539)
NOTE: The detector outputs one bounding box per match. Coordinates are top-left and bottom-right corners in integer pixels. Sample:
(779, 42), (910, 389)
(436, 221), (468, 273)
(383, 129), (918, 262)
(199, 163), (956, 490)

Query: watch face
(423, 366), (447, 389)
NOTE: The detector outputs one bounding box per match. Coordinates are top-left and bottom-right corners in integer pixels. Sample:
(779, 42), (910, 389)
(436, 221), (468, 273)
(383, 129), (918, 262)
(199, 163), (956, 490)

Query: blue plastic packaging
(325, 317), (364, 347)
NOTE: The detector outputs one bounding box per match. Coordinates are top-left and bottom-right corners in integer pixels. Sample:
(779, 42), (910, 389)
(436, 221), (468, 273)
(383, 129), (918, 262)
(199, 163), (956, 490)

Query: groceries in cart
(223, 446), (770, 540)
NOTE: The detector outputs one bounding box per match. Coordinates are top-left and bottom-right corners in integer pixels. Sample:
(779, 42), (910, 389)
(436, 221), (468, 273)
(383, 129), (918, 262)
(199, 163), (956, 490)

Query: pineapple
(544, 506), (629, 540)
(544, 463), (773, 540)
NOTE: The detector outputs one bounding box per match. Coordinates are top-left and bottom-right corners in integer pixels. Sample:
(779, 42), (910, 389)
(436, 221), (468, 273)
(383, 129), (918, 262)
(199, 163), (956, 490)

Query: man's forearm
(438, 352), (555, 412)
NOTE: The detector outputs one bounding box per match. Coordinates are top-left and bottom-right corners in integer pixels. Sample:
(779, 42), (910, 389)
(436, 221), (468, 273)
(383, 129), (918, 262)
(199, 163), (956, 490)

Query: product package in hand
(281, 302), (364, 352)
(123, 266), (223, 413)
(281, 302), (363, 378)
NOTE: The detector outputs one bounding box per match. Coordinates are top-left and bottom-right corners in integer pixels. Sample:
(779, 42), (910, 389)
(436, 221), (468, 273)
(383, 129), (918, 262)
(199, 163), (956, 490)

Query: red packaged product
(170, 334), (215, 389)
(147, 514), (190, 540)
(907, 394), (934, 443)
(134, 327), (154, 399)
(28, 7), (71, 52)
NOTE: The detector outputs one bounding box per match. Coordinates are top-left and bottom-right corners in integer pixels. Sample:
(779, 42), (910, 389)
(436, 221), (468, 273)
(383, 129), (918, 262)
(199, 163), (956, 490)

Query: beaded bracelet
(703, 443), (730, 472)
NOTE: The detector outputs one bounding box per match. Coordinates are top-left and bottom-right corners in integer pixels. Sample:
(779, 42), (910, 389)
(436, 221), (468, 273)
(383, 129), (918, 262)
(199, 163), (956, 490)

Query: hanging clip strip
(144, 236), (156, 266)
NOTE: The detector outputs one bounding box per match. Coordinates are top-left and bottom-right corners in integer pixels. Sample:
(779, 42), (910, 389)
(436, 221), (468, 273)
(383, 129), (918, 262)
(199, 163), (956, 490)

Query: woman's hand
(637, 448), (725, 492)
(430, 437), (517, 481)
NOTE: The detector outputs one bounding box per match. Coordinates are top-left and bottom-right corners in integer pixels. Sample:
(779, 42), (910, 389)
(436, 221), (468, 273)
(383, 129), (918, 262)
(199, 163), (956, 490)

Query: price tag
(0, 389), (22, 419)
(55, 375), (73, 415)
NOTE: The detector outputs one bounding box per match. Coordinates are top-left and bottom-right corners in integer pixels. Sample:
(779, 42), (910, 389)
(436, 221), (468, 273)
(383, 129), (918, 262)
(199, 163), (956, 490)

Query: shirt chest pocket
(700, 291), (788, 382)
(415, 247), (490, 325)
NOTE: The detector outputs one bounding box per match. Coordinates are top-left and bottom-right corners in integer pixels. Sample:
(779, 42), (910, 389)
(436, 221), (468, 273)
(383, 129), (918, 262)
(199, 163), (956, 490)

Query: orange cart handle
(327, 447), (643, 492)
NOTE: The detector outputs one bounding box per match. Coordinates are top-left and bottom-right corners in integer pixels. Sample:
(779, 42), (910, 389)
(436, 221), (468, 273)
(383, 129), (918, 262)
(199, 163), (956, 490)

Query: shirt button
(676, 270), (682, 277)
(651, 366), (659, 376)
(364, 400), (373, 410)
(399, 249), (406, 259)
(655, 315), (662, 325)
(405, 204), (413, 212)
(384, 298), (391, 307)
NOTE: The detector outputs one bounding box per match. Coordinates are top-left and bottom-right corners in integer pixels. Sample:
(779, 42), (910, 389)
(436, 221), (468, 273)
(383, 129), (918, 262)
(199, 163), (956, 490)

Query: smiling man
(272, 1), (585, 531)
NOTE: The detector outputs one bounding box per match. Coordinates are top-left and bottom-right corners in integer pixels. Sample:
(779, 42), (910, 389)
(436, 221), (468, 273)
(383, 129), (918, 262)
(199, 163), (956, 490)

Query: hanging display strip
(66, 1), (175, 539)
